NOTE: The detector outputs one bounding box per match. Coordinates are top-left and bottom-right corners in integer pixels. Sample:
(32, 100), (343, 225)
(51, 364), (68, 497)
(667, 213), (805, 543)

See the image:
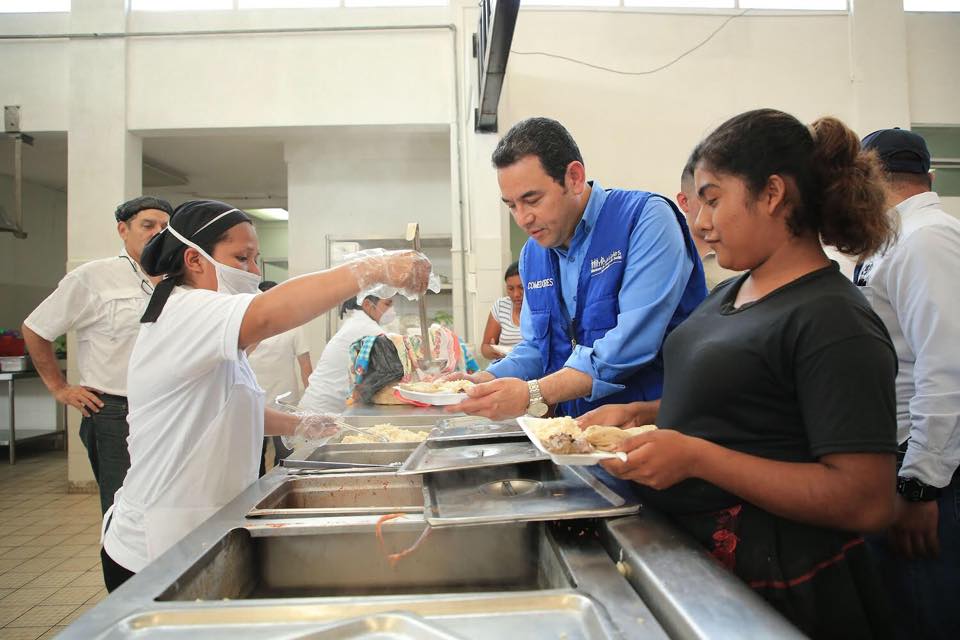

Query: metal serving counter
(59, 411), (803, 639)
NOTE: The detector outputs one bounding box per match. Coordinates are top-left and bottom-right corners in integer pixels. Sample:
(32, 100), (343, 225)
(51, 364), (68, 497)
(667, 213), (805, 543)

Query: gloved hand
(280, 412), (341, 451)
(345, 249), (439, 301)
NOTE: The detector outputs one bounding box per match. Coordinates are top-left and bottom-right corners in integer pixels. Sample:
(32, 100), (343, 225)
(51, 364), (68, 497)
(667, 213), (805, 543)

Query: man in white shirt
(22, 196), (172, 514)
(248, 280), (313, 469)
(858, 128), (960, 638)
(676, 157), (741, 290)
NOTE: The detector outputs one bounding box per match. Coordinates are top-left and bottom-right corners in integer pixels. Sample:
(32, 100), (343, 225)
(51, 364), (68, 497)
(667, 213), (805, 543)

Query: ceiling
(0, 124), (449, 205)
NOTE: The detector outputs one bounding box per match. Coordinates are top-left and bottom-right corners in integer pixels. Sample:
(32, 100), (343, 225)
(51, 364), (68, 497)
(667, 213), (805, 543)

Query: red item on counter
(0, 336), (25, 357)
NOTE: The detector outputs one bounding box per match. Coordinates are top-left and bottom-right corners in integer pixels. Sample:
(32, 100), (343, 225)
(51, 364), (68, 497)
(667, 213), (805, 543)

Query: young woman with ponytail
(596, 109), (898, 638)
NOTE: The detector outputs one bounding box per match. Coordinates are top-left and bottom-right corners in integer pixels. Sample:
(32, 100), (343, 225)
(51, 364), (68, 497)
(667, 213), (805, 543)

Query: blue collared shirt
(488, 180), (694, 402)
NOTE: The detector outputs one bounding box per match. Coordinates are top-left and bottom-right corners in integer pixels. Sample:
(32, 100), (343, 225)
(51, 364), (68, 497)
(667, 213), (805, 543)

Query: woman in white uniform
(297, 295), (394, 415)
(100, 200), (429, 591)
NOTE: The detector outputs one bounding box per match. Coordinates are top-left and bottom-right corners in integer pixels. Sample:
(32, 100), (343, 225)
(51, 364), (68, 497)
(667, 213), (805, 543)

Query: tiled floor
(0, 445), (106, 640)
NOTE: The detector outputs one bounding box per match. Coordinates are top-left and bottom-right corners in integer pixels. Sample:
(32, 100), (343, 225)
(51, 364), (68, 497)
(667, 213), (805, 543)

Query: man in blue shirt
(451, 117), (706, 420)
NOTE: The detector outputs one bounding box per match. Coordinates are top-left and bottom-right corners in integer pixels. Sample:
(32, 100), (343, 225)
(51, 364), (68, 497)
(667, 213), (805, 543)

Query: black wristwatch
(896, 476), (942, 502)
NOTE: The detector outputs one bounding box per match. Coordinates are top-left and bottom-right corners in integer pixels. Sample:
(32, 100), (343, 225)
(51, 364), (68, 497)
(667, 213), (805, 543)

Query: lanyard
(119, 254), (154, 295)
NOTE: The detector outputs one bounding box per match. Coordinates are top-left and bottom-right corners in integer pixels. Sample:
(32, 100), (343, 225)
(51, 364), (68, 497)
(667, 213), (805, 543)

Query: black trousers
(100, 546), (134, 593)
(79, 393), (131, 515)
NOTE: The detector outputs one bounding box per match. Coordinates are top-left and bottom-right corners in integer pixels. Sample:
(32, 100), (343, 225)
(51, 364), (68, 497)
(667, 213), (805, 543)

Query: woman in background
(480, 261), (523, 361)
(297, 295), (395, 415)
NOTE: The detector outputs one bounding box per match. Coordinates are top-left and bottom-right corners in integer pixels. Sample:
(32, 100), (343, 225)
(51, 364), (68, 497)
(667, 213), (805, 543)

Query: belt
(94, 391), (127, 402)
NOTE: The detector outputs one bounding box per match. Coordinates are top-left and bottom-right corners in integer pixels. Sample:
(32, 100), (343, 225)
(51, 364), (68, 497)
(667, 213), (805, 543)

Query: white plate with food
(395, 380), (475, 406)
(516, 416), (657, 466)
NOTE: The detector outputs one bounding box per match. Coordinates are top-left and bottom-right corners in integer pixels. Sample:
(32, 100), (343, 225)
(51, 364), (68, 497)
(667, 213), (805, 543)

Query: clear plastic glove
(281, 412), (342, 451)
(345, 248), (439, 301)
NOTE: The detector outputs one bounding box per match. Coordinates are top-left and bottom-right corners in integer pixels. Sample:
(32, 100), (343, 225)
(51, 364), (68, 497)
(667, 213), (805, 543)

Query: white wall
(285, 128), (453, 353)
(0, 177), (66, 329)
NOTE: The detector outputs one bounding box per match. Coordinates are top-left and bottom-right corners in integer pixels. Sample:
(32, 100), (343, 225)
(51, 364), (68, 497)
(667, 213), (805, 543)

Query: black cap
(115, 196), (174, 223)
(861, 128), (931, 175)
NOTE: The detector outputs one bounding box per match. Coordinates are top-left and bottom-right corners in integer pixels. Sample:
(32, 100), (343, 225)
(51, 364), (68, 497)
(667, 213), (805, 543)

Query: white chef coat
(24, 249), (152, 396)
(857, 191), (960, 488)
(298, 310), (382, 414)
(103, 287), (263, 572)
(248, 327), (309, 405)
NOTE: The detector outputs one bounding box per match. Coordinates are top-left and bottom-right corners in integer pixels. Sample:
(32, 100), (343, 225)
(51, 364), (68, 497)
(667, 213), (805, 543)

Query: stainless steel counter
(341, 403), (464, 427)
(60, 432), (801, 639)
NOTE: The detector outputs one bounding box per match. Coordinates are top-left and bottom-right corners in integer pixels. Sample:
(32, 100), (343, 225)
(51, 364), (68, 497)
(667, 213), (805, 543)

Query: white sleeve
(293, 327), (310, 356)
(889, 227), (960, 487)
(24, 270), (98, 341)
(166, 290), (257, 379)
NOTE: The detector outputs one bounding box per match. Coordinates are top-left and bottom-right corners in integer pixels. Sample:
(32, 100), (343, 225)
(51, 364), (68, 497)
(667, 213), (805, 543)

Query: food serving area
(60, 405), (801, 640)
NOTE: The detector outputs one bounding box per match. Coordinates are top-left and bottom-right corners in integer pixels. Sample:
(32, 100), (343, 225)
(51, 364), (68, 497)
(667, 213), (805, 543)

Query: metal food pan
(247, 473), (424, 518)
(282, 443), (417, 473)
(396, 436), (547, 476)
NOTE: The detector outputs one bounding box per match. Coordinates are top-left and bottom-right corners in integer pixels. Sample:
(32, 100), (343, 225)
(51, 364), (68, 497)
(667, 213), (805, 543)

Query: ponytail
(809, 117), (894, 257)
(696, 108), (894, 257)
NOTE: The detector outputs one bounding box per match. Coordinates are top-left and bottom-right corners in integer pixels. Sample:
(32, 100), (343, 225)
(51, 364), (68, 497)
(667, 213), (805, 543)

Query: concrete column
(849, 0), (912, 133)
(66, 0), (142, 490)
(463, 131), (510, 354)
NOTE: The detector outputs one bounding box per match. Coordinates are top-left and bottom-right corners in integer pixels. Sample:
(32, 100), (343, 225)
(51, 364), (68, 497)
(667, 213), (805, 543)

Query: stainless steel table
(0, 368), (66, 464)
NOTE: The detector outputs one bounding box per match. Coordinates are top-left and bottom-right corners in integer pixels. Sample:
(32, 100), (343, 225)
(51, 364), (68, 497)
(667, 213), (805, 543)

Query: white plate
(395, 386), (467, 406)
(516, 416), (628, 466)
(490, 344), (514, 356)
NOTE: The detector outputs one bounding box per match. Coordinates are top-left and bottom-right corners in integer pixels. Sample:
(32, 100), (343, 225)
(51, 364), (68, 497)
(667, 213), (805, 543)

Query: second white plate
(395, 386), (467, 406)
(516, 416), (628, 466)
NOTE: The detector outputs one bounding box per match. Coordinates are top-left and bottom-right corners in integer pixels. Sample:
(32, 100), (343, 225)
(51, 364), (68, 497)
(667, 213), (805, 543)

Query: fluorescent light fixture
(247, 208), (289, 221)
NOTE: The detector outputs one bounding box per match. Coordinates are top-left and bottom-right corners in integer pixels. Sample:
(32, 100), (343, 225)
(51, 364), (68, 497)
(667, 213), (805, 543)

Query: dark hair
(339, 295), (380, 319)
(680, 154), (696, 187)
(504, 261), (520, 281)
(258, 280), (278, 292)
(115, 196), (174, 223)
(491, 117), (584, 185)
(139, 200), (252, 322)
(695, 108), (893, 256)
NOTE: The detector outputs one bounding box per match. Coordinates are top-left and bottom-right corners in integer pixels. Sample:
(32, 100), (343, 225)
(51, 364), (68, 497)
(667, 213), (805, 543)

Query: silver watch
(526, 379), (548, 417)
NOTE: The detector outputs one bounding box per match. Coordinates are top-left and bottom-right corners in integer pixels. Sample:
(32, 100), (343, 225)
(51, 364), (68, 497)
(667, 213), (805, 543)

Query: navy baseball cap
(861, 127), (931, 175)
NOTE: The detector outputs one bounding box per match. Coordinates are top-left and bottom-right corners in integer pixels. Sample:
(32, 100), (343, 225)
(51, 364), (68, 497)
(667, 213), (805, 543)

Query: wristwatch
(526, 379), (549, 417)
(896, 476), (942, 502)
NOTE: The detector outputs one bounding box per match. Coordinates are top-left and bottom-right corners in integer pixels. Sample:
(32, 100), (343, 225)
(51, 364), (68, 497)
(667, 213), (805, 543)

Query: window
(740, 0), (846, 8)
(524, 0), (619, 6)
(904, 0), (960, 10)
(239, 0), (337, 7)
(343, 0), (447, 6)
(131, 0), (232, 10)
(0, 0), (69, 12)
(623, 1), (733, 7)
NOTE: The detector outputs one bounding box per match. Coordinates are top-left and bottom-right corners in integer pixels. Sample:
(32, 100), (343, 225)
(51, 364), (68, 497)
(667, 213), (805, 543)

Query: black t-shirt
(645, 262), (898, 514)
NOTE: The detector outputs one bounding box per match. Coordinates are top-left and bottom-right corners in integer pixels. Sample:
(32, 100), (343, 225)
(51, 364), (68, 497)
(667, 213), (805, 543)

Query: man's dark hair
(115, 196), (174, 223)
(491, 117), (584, 185)
(504, 261), (520, 280)
(680, 153), (697, 187)
(258, 280), (278, 292)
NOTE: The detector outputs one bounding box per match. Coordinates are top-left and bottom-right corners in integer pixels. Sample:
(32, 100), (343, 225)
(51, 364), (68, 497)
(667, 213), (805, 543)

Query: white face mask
(378, 307), (397, 327)
(166, 217), (261, 296)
